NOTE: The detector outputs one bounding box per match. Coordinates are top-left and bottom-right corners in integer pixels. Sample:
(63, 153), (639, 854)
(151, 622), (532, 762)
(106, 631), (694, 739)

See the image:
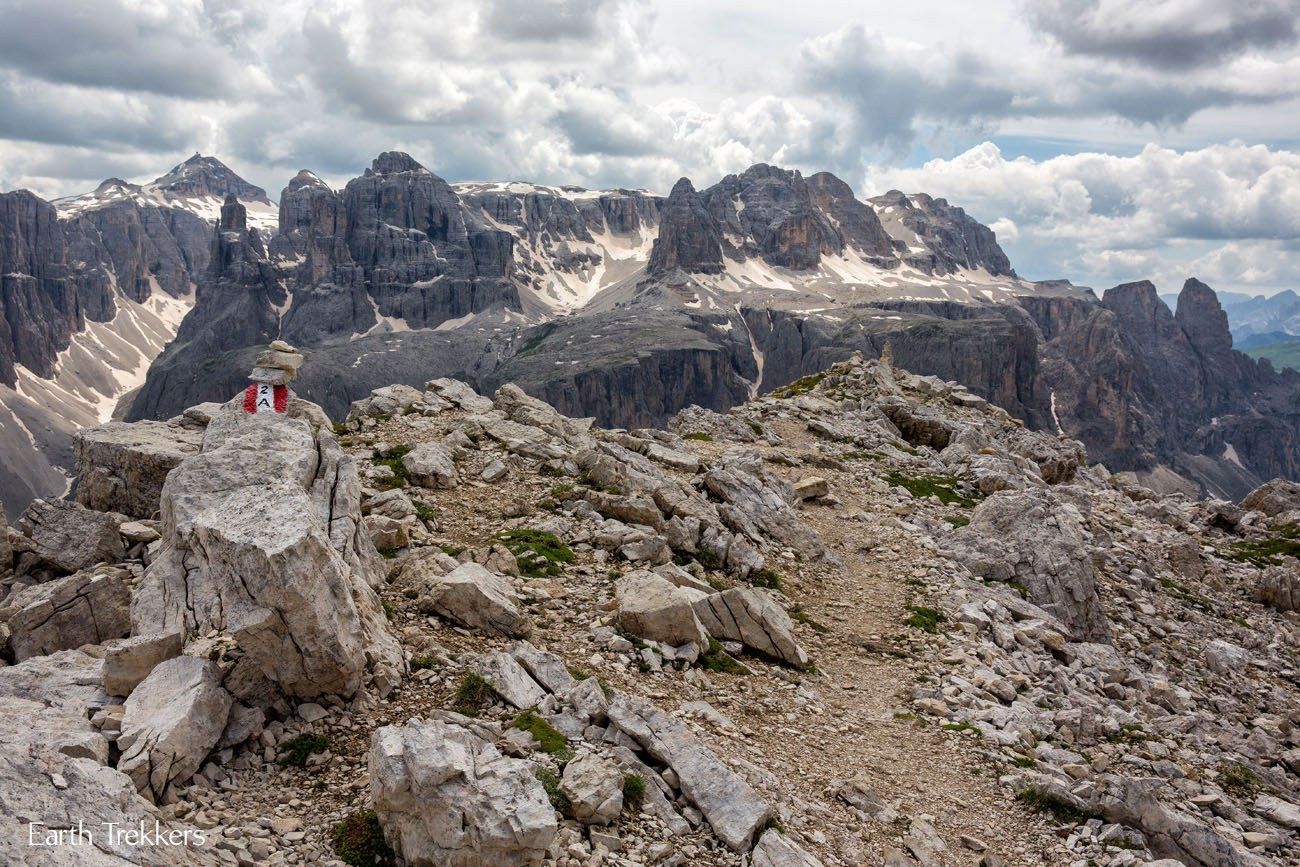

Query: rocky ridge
(3, 347), (1299, 865)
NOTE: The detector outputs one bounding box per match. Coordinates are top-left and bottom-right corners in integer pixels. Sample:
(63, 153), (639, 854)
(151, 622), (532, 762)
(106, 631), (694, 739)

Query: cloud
(864, 141), (1300, 291)
(0, 0), (253, 98)
(1027, 0), (1300, 70)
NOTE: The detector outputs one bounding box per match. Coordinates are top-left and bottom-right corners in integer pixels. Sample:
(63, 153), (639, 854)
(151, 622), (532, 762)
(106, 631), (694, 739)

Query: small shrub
(1219, 761), (1263, 796)
(683, 432), (713, 441)
(748, 567), (782, 590)
(330, 810), (394, 867)
(700, 638), (749, 675)
(414, 503), (437, 524)
(621, 773), (647, 809)
(789, 605), (829, 633)
(511, 710), (572, 761)
(381, 599), (397, 620)
(746, 420), (764, 435)
(1016, 787), (1088, 823)
(409, 655), (438, 671)
(944, 515), (970, 528)
(331, 421), (349, 436)
(279, 733), (329, 768)
(377, 547), (398, 560)
(904, 605), (946, 634)
(439, 543), (465, 557)
(453, 673), (496, 716)
(497, 529), (575, 578)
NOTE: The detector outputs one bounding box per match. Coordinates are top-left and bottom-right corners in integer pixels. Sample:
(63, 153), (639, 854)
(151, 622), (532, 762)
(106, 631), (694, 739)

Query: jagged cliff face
(4, 150), (1300, 514)
(0, 156), (266, 516)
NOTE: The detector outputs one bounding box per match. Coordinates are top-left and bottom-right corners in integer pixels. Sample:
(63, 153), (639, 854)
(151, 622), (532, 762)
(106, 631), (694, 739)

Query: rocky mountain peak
(1176, 276), (1234, 354)
(806, 171), (895, 259)
(149, 153), (270, 204)
(370, 151), (427, 175)
(646, 178), (724, 276)
(286, 169), (329, 193)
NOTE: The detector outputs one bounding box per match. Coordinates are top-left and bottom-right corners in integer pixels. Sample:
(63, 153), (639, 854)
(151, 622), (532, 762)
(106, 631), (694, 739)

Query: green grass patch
(377, 546), (398, 560)
(414, 503), (437, 524)
(904, 605), (946, 634)
(1223, 524), (1300, 567)
(944, 515), (971, 528)
(511, 710), (572, 761)
(497, 529), (575, 578)
(772, 372), (827, 398)
(453, 673), (496, 716)
(746, 420), (764, 435)
(439, 543), (465, 557)
(330, 810), (394, 867)
(381, 599), (396, 620)
(885, 472), (977, 507)
(700, 638), (749, 675)
(534, 766), (571, 815)
(941, 721), (977, 734)
(683, 432), (713, 441)
(332, 421), (349, 436)
(749, 567), (782, 590)
(409, 655), (438, 671)
(622, 773), (647, 810)
(279, 733), (329, 768)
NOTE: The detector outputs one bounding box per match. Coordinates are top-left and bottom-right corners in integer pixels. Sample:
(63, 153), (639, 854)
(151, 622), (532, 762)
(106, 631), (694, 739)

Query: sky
(1, 0), (1299, 296)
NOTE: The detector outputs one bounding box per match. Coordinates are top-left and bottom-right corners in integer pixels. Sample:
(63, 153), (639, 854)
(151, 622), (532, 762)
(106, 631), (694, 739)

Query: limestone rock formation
(129, 384), (403, 703)
(614, 571), (710, 653)
(691, 586), (810, 668)
(369, 718), (557, 866)
(116, 656), (233, 802)
(0, 566), (131, 661)
(75, 417), (205, 518)
(17, 497), (124, 573)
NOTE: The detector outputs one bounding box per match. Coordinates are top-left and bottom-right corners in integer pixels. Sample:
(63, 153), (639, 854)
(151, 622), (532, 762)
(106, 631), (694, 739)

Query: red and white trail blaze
(242, 383), (288, 414)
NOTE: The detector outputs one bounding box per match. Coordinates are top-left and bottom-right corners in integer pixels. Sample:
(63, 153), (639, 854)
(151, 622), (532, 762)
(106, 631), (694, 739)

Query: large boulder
(420, 562), (531, 637)
(0, 695), (218, 866)
(369, 718), (557, 866)
(131, 396), (404, 703)
(702, 454), (826, 559)
(0, 567), (131, 661)
(952, 489), (1110, 641)
(102, 631), (186, 697)
(560, 752), (623, 825)
(75, 418), (204, 518)
(615, 570), (710, 652)
(346, 384), (426, 421)
(1256, 559), (1300, 612)
(691, 587), (810, 668)
(17, 498), (124, 573)
(116, 656), (233, 802)
(607, 694), (772, 851)
(751, 829), (826, 867)
(0, 648), (115, 715)
(402, 442), (460, 489)
(1240, 478), (1300, 517)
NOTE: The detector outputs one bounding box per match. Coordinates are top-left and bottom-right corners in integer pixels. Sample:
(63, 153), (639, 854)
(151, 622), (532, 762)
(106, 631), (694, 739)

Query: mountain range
(1, 152), (1297, 515)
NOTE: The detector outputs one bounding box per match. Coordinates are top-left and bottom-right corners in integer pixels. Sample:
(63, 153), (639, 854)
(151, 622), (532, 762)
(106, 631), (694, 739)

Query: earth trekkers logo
(27, 820), (207, 848)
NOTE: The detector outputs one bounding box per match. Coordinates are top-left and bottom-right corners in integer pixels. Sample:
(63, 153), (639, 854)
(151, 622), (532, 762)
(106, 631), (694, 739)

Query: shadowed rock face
(647, 178), (724, 276)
